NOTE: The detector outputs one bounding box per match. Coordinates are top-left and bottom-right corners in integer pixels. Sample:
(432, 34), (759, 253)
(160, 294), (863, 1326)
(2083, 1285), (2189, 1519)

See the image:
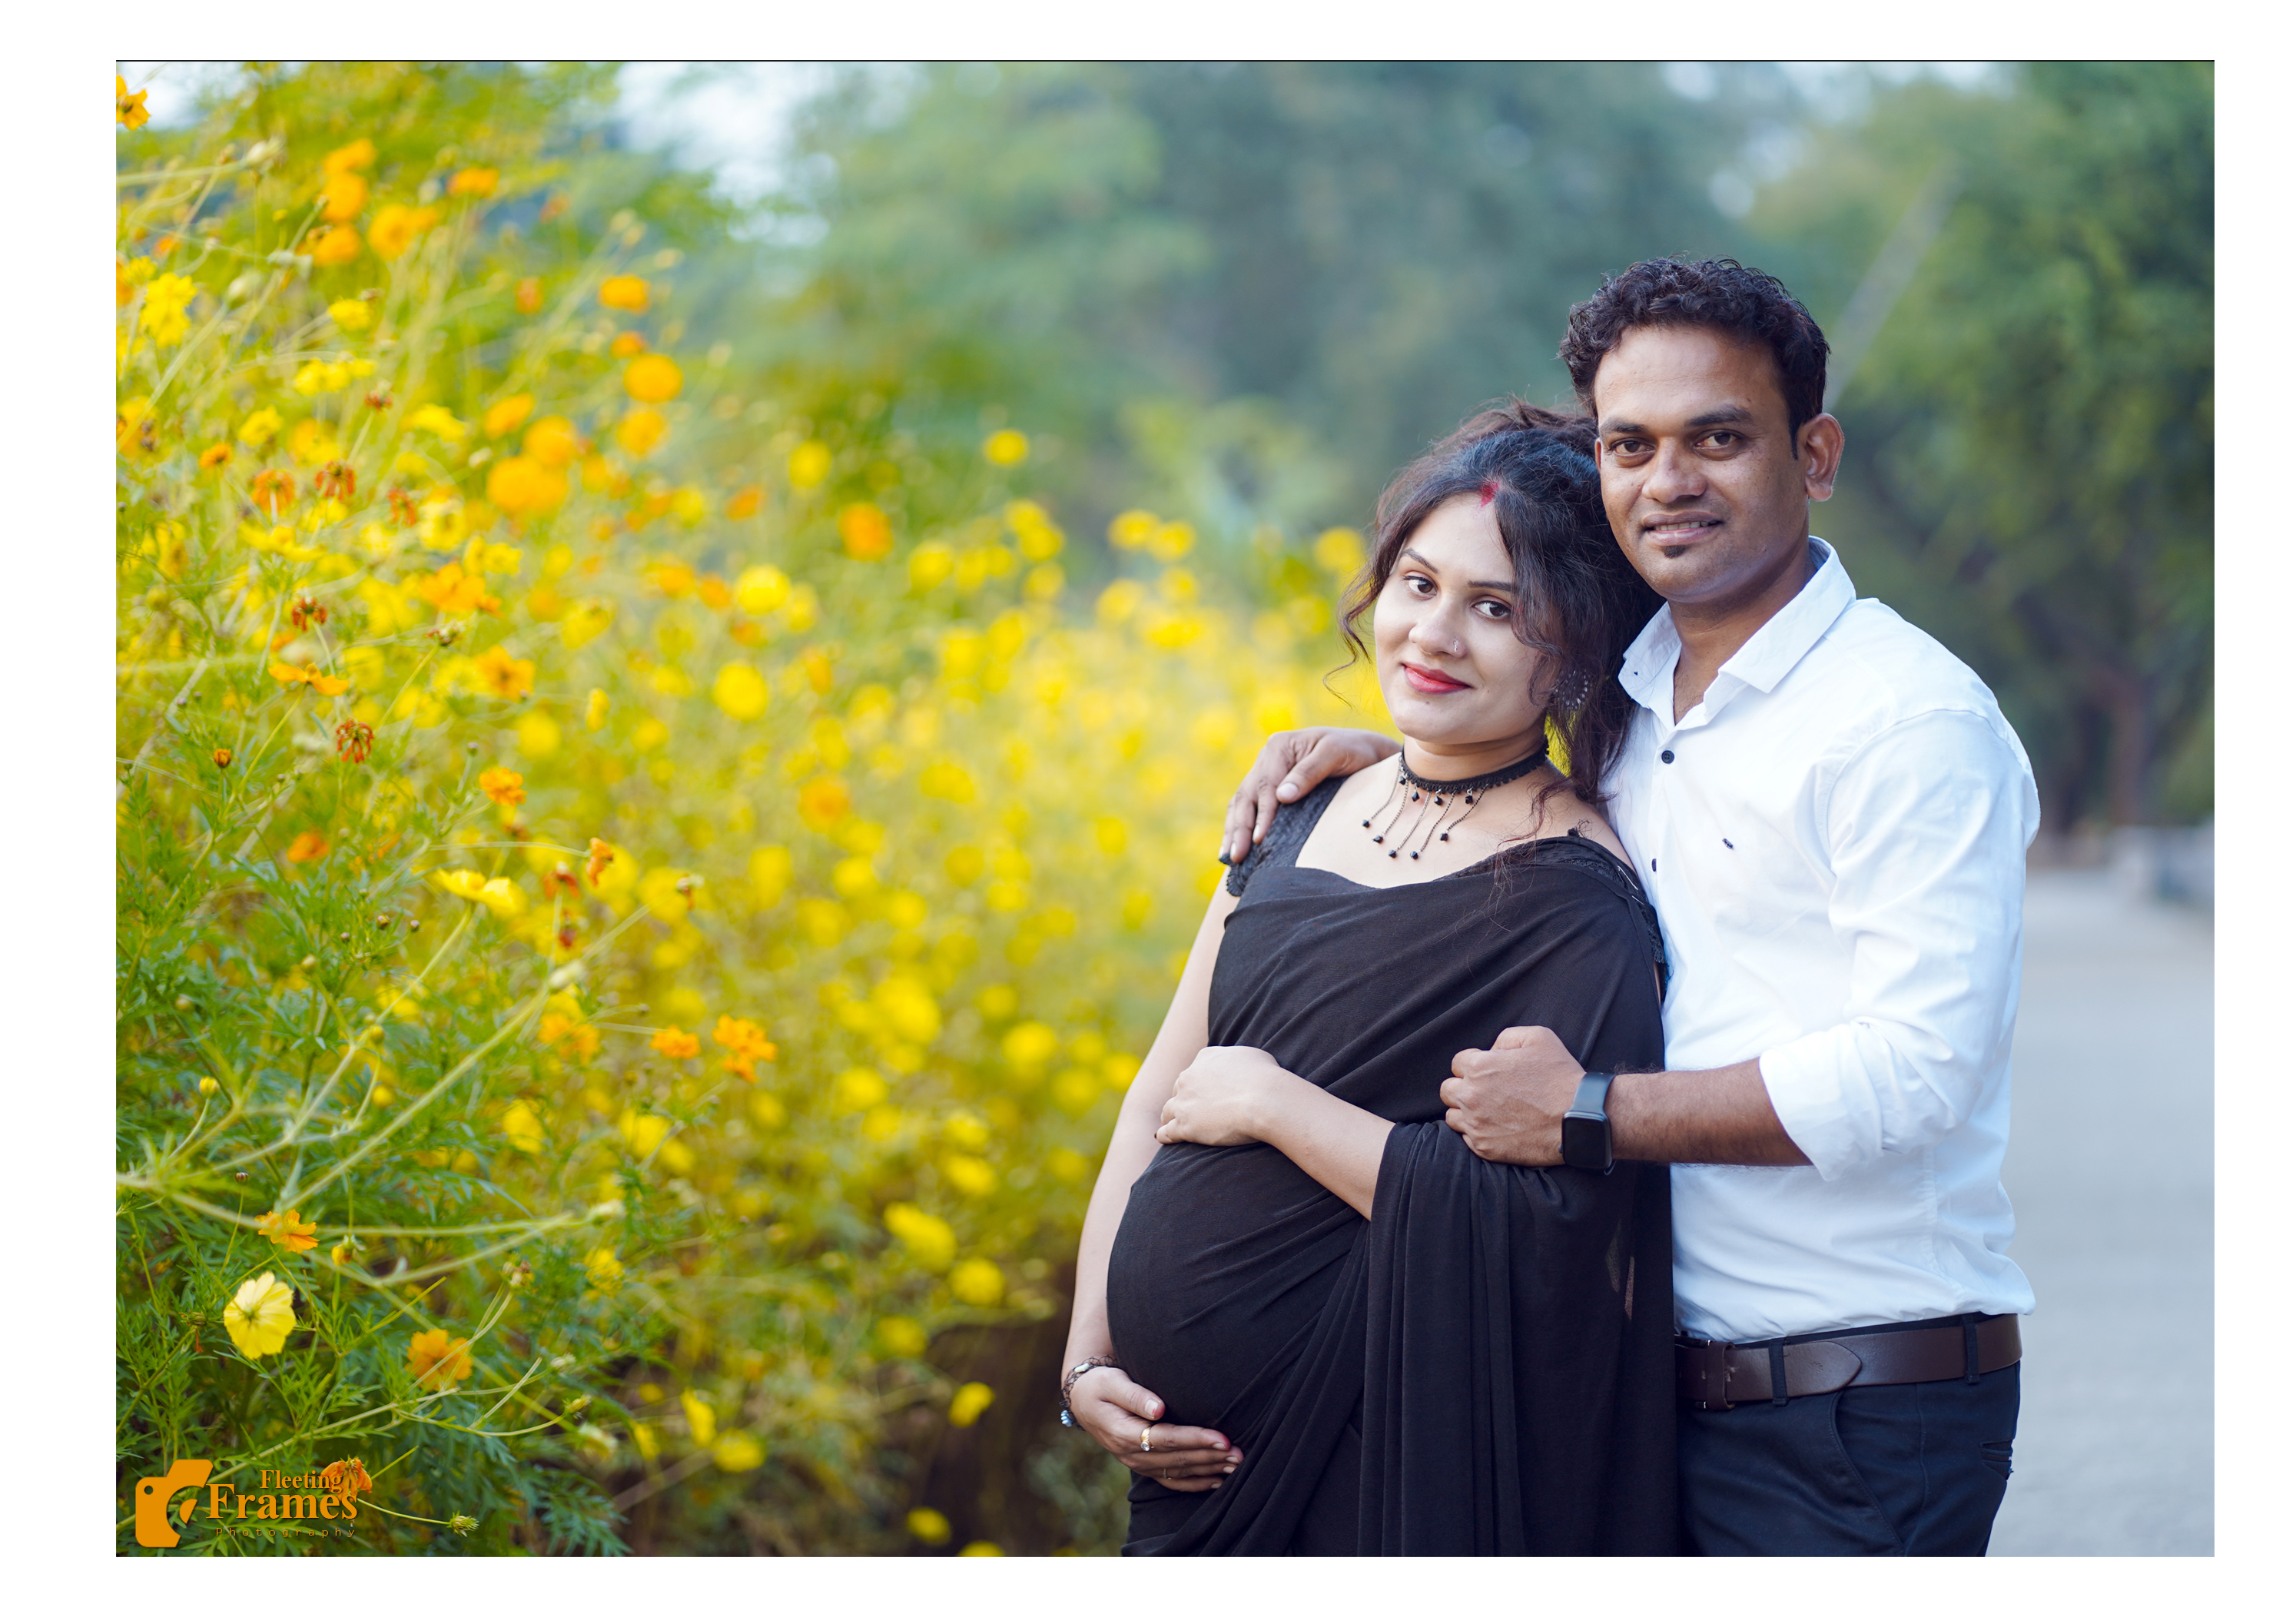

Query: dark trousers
(1678, 1362), (2019, 1555)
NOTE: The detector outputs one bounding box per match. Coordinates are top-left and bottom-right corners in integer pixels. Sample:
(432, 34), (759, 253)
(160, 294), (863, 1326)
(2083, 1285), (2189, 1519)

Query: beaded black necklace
(1362, 742), (1550, 862)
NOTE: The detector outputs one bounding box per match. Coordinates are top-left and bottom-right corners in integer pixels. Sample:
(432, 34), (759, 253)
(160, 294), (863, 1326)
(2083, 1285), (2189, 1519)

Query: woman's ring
(1140, 1423), (1155, 1453)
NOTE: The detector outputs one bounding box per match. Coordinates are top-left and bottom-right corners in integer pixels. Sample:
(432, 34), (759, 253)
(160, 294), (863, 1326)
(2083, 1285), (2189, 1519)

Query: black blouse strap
(1222, 775), (1346, 897)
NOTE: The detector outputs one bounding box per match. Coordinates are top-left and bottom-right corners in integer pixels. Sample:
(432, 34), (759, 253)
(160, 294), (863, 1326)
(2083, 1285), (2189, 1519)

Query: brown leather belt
(1675, 1313), (2022, 1410)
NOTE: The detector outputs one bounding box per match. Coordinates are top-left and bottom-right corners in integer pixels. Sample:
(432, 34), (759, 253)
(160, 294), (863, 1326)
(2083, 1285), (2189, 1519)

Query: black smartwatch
(1561, 1071), (1617, 1173)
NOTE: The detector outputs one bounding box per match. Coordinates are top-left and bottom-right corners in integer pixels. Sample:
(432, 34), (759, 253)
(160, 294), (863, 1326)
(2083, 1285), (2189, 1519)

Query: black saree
(1105, 777), (1675, 1555)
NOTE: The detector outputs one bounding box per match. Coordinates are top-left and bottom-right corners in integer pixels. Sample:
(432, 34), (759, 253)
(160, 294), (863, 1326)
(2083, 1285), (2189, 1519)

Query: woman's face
(1372, 493), (1548, 768)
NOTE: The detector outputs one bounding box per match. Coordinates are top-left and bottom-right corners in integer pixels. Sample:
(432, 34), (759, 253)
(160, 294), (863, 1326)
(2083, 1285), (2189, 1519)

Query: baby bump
(1105, 1141), (1363, 1432)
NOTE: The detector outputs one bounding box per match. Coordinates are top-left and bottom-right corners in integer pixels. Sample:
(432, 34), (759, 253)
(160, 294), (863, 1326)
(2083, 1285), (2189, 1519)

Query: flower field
(114, 65), (1379, 1555)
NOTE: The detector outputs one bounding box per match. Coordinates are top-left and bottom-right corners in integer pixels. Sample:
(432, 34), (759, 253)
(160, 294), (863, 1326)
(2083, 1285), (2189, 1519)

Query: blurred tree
(1752, 65), (2213, 826)
(748, 63), (1780, 556)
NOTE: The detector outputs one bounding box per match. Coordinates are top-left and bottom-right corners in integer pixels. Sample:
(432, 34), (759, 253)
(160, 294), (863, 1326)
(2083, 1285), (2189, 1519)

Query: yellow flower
(1001, 1021), (1059, 1068)
(649, 1025), (701, 1059)
(735, 564), (790, 614)
(615, 407), (666, 457)
(958, 1542), (1004, 1556)
(949, 1259), (1005, 1309)
(416, 562), (499, 617)
(478, 766), (526, 806)
(680, 1390), (715, 1446)
(584, 689), (609, 731)
(116, 75), (151, 130)
(471, 645), (536, 699)
(712, 662), (769, 721)
(798, 777), (851, 832)
(599, 274), (651, 312)
(786, 440), (831, 490)
(141, 273), (198, 345)
(502, 1100), (544, 1154)
(199, 443), (234, 470)
(256, 1208), (320, 1253)
(404, 404), (469, 441)
(284, 830), (331, 864)
(584, 1247), (623, 1292)
(222, 1273), (297, 1357)
(483, 394), (535, 438)
(320, 171), (369, 222)
(1313, 526), (1366, 575)
(882, 1202), (955, 1270)
(237, 407), (284, 447)
(907, 1507), (951, 1545)
(947, 1380), (996, 1426)
(328, 297), (371, 332)
(878, 1316), (929, 1358)
(712, 1431), (765, 1472)
(407, 1327), (474, 1388)
(941, 1152), (997, 1198)
(982, 428), (1028, 465)
(448, 166), (499, 198)
(622, 354), (683, 403)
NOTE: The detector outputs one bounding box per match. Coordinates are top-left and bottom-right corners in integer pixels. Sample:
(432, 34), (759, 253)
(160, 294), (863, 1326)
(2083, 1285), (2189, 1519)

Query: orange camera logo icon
(134, 1458), (214, 1549)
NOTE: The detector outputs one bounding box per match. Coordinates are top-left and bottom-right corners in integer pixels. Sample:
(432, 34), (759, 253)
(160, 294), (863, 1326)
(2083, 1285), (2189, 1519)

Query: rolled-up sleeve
(1757, 709), (2040, 1181)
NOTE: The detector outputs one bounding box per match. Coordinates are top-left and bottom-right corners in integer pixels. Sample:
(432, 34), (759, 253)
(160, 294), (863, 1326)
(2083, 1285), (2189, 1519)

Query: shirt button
(1651, 858), (1658, 872)
(1661, 749), (1675, 764)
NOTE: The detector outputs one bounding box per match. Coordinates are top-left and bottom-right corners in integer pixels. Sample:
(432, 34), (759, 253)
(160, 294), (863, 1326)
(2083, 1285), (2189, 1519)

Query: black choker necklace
(1362, 742), (1550, 862)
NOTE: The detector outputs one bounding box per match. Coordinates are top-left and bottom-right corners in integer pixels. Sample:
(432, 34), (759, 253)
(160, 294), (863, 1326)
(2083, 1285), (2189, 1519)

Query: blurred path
(1987, 869), (2214, 1556)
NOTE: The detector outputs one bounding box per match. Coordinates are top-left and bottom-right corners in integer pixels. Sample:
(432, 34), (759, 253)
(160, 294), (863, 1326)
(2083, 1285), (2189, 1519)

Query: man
(1224, 257), (2036, 1556)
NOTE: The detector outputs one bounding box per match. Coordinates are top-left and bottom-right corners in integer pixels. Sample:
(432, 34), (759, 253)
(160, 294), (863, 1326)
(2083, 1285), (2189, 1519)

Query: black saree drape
(1106, 778), (1675, 1555)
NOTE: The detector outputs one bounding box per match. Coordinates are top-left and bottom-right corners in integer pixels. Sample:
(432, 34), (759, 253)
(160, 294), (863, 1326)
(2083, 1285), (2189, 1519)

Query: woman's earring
(1551, 667), (1593, 711)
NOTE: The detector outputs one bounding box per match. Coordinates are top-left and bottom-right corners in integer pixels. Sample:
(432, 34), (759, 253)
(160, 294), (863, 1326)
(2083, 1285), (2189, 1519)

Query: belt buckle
(1690, 1338), (1735, 1413)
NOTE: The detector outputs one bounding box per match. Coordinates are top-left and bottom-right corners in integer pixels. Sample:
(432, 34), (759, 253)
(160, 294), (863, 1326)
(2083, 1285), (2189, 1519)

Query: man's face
(1590, 324), (1839, 612)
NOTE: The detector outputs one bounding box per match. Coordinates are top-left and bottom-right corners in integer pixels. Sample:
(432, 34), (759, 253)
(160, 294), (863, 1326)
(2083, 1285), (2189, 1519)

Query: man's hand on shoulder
(1439, 1026), (1584, 1167)
(1223, 727), (1399, 867)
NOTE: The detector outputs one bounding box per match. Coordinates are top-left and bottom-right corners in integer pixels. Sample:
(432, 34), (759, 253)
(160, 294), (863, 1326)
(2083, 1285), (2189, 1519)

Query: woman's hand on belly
(1156, 1045), (1292, 1147)
(1069, 1366), (1242, 1492)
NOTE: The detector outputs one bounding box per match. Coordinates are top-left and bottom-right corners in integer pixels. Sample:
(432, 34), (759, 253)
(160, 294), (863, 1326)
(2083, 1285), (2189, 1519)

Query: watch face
(1561, 1114), (1611, 1172)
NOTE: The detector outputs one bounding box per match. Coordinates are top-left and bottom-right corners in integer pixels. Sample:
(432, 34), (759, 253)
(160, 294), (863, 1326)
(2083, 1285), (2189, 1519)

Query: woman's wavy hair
(1337, 400), (1661, 809)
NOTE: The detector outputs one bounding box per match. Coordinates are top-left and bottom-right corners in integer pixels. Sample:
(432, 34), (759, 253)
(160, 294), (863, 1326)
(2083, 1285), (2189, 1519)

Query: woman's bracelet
(1057, 1355), (1121, 1426)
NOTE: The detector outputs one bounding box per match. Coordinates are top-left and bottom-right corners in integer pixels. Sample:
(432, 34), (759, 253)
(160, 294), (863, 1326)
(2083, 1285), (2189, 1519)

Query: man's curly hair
(1559, 257), (1832, 448)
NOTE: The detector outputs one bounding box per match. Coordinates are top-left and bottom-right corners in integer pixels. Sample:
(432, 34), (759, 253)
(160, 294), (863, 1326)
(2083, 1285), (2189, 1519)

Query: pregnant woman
(1058, 402), (1681, 1555)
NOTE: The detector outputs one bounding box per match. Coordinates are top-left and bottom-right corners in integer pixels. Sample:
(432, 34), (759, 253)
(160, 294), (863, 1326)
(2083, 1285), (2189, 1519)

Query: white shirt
(1608, 538), (2039, 1342)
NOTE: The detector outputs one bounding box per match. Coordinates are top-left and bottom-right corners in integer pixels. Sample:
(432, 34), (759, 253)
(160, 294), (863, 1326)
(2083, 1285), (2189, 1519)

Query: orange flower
(289, 593), (329, 632)
(523, 415), (581, 469)
(407, 1328), (475, 1388)
(251, 469), (297, 516)
(649, 1025), (702, 1059)
(368, 202), (438, 261)
(334, 719), (376, 762)
(725, 486), (763, 520)
(212, 748), (234, 769)
(314, 460), (357, 501)
(515, 276), (542, 314)
(712, 1015), (778, 1082)
(305, 224), (363, 267)
(284, 830), (330, 863)
(471, 645), (536, 700)
(622, 354), (683, 404)
(319, 1459), (373, 1504)
(416, 562), (499, 617)
(448, 166), (499, 198)
(269, 661), (350, 696)
(483, 394), (535, 438)
(546, 862), (580, 895)
(609, 332), (648, 359)
(478, 766), (526, 807)
(257, 1207), (320, 1253)
(615, 407), (667, 457)
(199, 443), (234, 470)
(320, 171), (369, 222)
(486, 454), (567, 516)
(838, 503), (894, 561)
(117, 75), (151, 130)
(584, 838), (614, 886)
(599, 274), (650, 312)
(322, 138), (376, 175)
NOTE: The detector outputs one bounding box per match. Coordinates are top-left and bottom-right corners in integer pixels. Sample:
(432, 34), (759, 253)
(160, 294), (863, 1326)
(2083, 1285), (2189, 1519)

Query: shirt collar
(1615, 538), (1856, 721)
